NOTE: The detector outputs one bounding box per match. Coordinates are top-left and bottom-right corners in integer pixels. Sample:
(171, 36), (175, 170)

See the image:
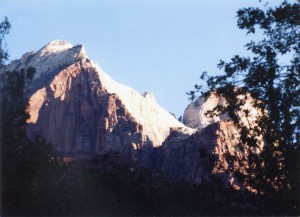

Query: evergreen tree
(0, 17), (65, 216)
(0, 16), (10, 67)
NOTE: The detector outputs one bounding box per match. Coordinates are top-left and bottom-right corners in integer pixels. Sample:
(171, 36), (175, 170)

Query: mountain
(1, 40), (297, 217)
(1, 40), (195, 161)
(169, 91), (264, 191)
(150, 93), (245, 189)
(1, 40), (263, 191)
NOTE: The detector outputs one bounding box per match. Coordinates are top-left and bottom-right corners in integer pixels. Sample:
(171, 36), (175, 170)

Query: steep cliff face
(2, 40), (194, 159)
(26, 58), (145, 158)
(151, 121), (242, 189)
(155, 93), (263, 190)
(2, 40), (263, 191)
(151, 125), (217, 183)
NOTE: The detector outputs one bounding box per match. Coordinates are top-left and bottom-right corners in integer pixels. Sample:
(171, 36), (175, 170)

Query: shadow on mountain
(27, 59), (150, 160)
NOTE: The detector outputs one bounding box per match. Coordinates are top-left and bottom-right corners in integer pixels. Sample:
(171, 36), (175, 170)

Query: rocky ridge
(156, 91), (264, 190)
(1, 40), (262, 190)
(1, 40), (195, 160)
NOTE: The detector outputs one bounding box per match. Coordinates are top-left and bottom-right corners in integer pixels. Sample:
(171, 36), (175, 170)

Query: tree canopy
(0, 17), (66, 216)
(189, 0), (299, 197)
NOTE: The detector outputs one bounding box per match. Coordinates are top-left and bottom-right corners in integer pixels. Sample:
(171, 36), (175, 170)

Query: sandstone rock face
(154, 93), (263, 190)
(3, 40), (87, 82)
(2, 40), (194, 159)
(2, 40), (263, 191)
(183, 93), (229, 130)
(151, 122), (243, 188)
(183, 92), (263, 135)
(27, 59), (145, 158)
(150, 126), (217, 183)
(2, 40), (88, 98)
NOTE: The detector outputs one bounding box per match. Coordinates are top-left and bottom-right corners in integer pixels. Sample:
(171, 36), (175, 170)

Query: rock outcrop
(183, 93), (229, 130)
(1, 40), (194, 160)
(153, 92), (263, 191)
(150, 118), (243, 189)
(1, 40), (264, 191)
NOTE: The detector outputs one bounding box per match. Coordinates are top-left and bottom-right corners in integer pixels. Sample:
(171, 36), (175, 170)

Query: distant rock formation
(183, 93), (229, 129)
(1, 40), (263, 191)
(156, 92), (263, 191)
(1, 40), (194, 161)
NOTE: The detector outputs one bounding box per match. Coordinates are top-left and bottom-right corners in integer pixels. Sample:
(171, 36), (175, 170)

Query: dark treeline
(1, 0), (300, 215)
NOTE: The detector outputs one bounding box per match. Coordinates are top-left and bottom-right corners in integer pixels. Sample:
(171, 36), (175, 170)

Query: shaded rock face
(4, 41), (87, 94)
(151, 122), (243, 189)
(154, 93), (263, 191)
(2, 40), (193, 160)
(27, 59), (145, 158)
(2, 40), (261, 191)
(150, 126), (218, 183)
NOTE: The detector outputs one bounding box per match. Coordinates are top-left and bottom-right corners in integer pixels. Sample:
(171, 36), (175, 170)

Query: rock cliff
(1, 40), (263, 191)
(154, 92), (263, 191)
(1, 40), (194, 160)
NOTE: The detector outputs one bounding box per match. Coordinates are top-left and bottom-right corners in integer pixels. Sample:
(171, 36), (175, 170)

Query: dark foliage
(0, 18), (65, 215)
(0, 63), (292, 215)
(17, 157), (275, 217)
(0, 67), (67, 216)
(0, 8), (299, 215)
(0, 16), (10, 67)
(189, 0), (299, 213)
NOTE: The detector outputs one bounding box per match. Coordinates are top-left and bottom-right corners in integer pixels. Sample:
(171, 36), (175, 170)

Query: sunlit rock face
(2, 40), (194, 159)
(26, 58), (145, 158)
(3, 40), (87, 82)
(183, 93), (229, 130)
(183, 92), (264, 134)
(2, 40), (265, 191)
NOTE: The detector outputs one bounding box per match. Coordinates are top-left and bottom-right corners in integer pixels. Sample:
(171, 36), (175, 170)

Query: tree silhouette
(0, 16), (10, 67)
(189, 0), (299, 198)
(0, 17), (66, 216)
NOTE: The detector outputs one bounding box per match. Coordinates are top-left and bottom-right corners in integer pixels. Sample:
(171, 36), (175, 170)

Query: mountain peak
(1, 40), (88, 80)
(39, 40), (73, 54)
(1, 40), (194, 152)
(37, 40), (87, 59)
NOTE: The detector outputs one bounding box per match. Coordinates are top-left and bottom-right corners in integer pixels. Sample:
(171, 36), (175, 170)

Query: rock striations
(2, 40), (261, 190)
